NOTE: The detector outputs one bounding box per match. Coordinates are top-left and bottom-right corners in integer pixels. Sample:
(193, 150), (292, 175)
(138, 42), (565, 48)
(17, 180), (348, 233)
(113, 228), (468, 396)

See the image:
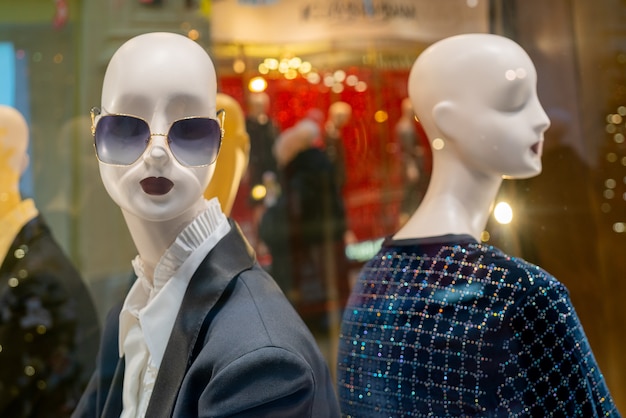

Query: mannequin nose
(143, 135), (171, 164)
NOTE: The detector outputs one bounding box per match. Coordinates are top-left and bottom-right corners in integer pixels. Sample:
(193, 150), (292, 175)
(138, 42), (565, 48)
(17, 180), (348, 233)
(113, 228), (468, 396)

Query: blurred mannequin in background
(337, 34), (619, 416)
(395, 97), (429, 226)
(245, 92), (279, 198)
(245, 92), (280, 249)
(324, 101), (351, 192)
(0, 105), (99, 417)
(73, 32), (338, 418)
(203, 92), (250, 216)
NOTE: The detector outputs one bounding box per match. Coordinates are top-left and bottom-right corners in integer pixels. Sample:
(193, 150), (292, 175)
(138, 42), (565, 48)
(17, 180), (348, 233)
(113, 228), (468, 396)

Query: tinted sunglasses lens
(95, 115), (150, 165)
(168, 118), (222, 166)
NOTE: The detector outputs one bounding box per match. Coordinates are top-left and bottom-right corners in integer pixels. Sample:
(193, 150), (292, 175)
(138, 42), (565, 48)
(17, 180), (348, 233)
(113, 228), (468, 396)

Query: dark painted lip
(140, 177), (174, 195)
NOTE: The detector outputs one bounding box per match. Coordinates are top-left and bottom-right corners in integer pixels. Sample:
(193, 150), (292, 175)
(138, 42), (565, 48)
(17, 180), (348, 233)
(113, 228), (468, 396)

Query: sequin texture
(337, 235), (620, 417)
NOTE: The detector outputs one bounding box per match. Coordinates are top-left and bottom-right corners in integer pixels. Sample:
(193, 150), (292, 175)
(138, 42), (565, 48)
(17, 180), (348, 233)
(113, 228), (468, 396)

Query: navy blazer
(73, 220), (340, 418)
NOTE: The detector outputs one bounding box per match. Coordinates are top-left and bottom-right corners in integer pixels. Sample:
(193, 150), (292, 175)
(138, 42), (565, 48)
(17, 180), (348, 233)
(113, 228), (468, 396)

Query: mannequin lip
(530, 141), (542, 156)
(140, 177), (174, 195)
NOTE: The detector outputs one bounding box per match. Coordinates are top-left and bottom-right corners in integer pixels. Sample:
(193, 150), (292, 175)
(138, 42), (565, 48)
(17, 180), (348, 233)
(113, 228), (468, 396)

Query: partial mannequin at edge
(324, 101), (351, 192)
(337, 34), (620, 417)
(72, 32), (339, 418)
(0, 105), (100, 417)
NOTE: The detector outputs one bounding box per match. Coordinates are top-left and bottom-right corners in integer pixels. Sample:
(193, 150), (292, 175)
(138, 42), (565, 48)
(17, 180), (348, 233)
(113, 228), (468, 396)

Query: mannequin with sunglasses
(72, 32), (339, 418)
(0, 105), (100, 417)
(337, 34), (619, 416)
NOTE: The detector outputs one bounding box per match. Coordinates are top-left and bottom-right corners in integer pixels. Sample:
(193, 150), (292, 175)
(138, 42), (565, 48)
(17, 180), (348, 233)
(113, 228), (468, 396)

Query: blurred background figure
(324, 101), (352, 193)
(395, 97), (430, 227)
(0, 105), (99, 418)
(260, 114), (349, 372)
(244, 92), (280, 250)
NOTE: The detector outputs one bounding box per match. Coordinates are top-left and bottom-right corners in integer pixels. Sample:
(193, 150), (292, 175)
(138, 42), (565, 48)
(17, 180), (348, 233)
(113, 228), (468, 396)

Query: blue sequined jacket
(337, 234), (620, 417)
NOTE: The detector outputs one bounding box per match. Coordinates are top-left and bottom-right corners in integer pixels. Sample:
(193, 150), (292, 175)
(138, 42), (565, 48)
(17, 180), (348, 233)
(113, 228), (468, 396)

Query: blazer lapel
(101, 357), (124, 418)
(144, 220), (256, 418)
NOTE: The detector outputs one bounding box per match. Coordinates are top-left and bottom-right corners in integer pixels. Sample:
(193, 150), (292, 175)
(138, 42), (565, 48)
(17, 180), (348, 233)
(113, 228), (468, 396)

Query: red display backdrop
(219, 68), (431, 243)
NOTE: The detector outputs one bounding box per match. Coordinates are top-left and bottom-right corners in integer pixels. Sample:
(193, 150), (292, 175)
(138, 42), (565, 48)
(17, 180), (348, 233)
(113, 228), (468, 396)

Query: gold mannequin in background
(204, 93), (250, 216)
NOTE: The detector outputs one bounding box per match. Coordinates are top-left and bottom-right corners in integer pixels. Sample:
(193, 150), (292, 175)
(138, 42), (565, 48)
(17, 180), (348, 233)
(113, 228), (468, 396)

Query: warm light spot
(374, 110), (388, 123)
(307, 72), (321, 84)
(264, 58), (279, 70)
(53, 53), (63, 64)
(613, 222), (625, 233)
(233, 58), (245, 74)
(332, 83), (344, 93)
(285, 69), (298, 80)
(494, 201), (513, 224)
(258, 63), (269, 74)
(323, 74), (335, 87)
(614, 133), (624, 143)
(248, 77), (267, 92)
(334, 69), (346, 83)
(8, 277), (18, 287)
(605, 178), (616, 189)
(24, 366), (35, 376)
(611, 114), (623, 124)
(355, 81), (367, 92)
(299, 61), (312, 74)
(515, 68), (527, 79)
(289, 57), (302, 68)
(466, 0), (478, 7)
(618, 106), (626, 116)
(346, 75), (359, 86)
(432, 138), (445, 150)
(251, 184), (267, 201)
(505, 70), (516, 81)
(607, 152), (617, 162)
(187, 29), (200, 41)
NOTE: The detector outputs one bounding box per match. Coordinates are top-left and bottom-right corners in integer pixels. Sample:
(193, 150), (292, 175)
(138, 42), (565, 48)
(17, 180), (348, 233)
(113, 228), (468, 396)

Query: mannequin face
(96, 32), (220, 222)
(410, 34), (550, 179)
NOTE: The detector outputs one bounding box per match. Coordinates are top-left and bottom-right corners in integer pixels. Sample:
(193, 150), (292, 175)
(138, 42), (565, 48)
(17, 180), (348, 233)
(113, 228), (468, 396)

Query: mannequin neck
(394, 152), (502, 241)
(0, 189), (22, 220)
(121, 198), (208, 281)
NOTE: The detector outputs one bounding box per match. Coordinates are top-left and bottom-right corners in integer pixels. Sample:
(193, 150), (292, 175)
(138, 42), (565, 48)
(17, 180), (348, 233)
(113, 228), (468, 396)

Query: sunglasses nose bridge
(143, 134), (172, 163)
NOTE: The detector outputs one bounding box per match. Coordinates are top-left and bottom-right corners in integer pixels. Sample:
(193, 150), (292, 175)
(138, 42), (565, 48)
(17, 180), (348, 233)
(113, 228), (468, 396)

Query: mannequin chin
(99, 156), (213, 222)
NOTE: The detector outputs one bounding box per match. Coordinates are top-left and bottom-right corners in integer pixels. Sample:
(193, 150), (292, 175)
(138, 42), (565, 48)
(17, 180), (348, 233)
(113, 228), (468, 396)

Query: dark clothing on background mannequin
(260, 147), (349, 324)
(245, 117), (279, 191)
(73, 221), (339, 418)
(324, 132), (347, 193)
(338, 234), (619, 417)
(0, 215), (100, 418)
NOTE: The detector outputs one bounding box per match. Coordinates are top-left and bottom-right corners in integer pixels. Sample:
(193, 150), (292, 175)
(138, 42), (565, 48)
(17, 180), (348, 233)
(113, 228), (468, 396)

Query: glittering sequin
(337, 235), (620, 417)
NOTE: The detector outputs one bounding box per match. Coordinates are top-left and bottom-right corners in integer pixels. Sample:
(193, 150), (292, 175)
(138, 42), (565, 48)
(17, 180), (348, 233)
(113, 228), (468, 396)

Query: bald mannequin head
(96, 32), (219, 223)
(395, 34), (551, 240)
(0, 105), (29, 197)
(409, 33), (550, 180)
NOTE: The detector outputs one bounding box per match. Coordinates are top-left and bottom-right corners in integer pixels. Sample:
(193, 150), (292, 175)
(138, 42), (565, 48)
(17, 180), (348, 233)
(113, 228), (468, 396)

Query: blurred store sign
(211, 0), (488, 45)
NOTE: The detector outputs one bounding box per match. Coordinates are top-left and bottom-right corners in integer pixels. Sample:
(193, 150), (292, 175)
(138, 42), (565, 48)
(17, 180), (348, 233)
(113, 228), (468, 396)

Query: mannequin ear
(20, 153), (29, 175)
(432, 101), (461, 143)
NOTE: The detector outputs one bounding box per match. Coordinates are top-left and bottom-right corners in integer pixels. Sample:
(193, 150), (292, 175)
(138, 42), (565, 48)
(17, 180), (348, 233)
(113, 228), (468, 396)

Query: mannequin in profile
(203, 92), (250, 216)
(0, 105), (99, 417)
(73, 32), (339, 418)
(337, 34), (619, 416)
